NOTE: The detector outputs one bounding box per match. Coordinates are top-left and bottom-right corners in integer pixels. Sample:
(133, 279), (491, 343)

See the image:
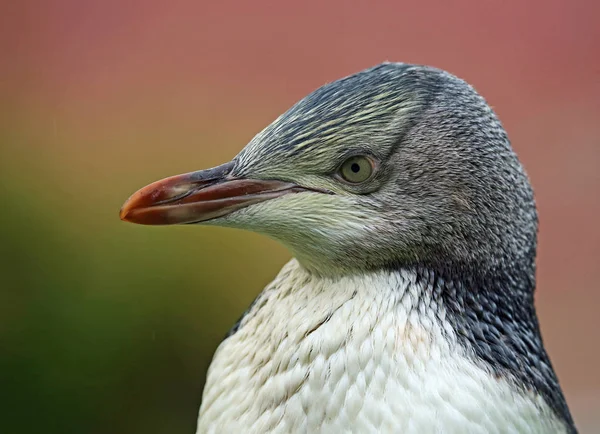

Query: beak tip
(119, 204), (132, 222)
(120, 192), (140, 223)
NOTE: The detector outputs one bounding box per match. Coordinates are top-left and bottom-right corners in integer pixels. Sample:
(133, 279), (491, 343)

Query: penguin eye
(339, 156), (375, 184)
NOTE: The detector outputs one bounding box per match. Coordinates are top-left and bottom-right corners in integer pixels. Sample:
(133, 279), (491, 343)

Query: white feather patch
(197, 260), (566, 434)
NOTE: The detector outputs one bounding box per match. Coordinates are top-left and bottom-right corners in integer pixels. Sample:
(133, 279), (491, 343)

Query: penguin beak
(119, 161), (313, 225)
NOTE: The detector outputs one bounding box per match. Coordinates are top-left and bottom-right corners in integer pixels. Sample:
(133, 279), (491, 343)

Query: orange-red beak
(120, 161), (312, 225)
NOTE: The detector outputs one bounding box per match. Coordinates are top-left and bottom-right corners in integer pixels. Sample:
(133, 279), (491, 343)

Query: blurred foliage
(0, 126), (289, 433)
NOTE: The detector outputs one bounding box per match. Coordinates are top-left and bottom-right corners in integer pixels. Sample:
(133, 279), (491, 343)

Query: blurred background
(1, 0), (599, 433)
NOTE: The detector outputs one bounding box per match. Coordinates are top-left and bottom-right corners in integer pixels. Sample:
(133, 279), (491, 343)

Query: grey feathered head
(121, 63), (537, 276)
(120, 63), (578, 430)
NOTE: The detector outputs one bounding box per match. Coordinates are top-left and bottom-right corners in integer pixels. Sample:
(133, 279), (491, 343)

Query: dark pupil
(350, 162), (361, 173)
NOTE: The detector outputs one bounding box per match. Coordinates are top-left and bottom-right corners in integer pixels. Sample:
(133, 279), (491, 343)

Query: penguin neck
(398, 259), (576, 432)
(198, 259), (572, 433)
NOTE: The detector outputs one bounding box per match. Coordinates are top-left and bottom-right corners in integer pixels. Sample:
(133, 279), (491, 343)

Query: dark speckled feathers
(411, 264), (577, 432)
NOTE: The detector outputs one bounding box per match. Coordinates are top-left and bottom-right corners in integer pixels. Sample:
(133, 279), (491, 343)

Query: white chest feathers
(196, 260), (566, 434)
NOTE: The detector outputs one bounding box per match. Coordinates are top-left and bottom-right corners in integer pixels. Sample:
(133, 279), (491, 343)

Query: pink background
(2, 1), (599, 432)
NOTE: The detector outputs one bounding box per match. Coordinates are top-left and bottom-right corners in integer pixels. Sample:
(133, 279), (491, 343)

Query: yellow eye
(339, 156), (374, 183)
